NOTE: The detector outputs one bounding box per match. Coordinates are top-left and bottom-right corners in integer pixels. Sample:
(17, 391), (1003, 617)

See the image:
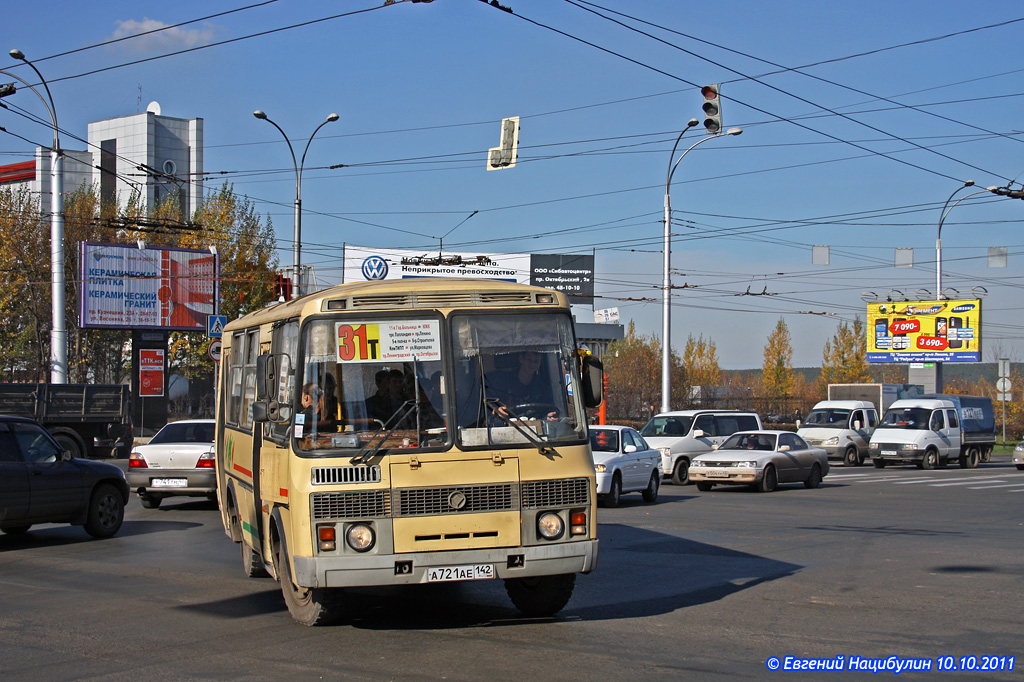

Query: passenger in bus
(486, 350), (559, 421)
(300, 382), (337, 434)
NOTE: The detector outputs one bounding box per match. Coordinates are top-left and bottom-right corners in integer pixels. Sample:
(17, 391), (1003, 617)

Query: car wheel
(843, 446), (859, 467)
(873, 458), (887, 468)
(275, 538), (343, 626)
(757, 465), (778, 493)
(504, 573), (575, 617)
(804, 463), (823, 489)
(641, 470), (660, 503)
(604, 474), (622, 508)
(83, 483), (125, 538)
(1, 525), (31, 535)
(671, 459), (690, 485)
(139, 494), (162, 509)
(695, 482), (713, 492)
(921, 449), (938, 470)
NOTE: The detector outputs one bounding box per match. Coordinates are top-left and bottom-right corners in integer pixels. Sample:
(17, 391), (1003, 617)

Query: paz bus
(215, 277), (603, 625)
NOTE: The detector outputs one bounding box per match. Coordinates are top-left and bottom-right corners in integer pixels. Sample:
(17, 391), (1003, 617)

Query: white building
(0, 102), (203, 215)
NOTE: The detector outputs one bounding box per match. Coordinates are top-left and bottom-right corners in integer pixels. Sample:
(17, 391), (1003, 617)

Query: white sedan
(689, 430), (829, 493)
(589, 425), (661, 507)
(127, 419), (216, 508)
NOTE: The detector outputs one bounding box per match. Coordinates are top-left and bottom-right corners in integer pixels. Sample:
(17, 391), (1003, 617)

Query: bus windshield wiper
(349, 400), (419, 465)
(484, 398), (556, 456)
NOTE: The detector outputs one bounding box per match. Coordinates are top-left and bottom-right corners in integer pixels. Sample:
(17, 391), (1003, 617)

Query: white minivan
(797, 400), (877, 466)
(640, 410), (762, 485)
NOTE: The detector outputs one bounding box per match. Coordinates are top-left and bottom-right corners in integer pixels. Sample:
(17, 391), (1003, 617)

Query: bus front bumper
(293, 539), (599, 588)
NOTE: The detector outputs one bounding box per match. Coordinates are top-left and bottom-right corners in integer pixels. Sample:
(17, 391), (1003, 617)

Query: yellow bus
(215, 277), (603, 625)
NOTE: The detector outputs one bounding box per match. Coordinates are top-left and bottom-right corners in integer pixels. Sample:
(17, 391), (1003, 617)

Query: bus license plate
(152, 478), (187, 487)
(425, 564), (494, 583)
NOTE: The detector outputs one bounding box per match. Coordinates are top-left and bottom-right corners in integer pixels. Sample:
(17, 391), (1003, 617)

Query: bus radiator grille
(521, 478), (590, 509)
(311, 465), (382, 485)
(395, 483), (517, 516)
(312, 490), (391, 520)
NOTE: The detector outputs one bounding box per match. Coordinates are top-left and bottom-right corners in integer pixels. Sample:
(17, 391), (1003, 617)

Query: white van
(640, 410), (762, 485)
(869, 397), (963, 469)
(797, 400), (878, 466)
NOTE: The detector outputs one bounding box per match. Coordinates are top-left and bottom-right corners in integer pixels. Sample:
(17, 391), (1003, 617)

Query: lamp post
(661, 125), (743, 413)
(6, 49), (66, 383)
(253, 110), (339, 299)
(935, 182), (1006, 300)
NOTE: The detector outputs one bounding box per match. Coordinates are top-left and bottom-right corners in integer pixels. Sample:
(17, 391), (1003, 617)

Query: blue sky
(3, 0), (1022, 368)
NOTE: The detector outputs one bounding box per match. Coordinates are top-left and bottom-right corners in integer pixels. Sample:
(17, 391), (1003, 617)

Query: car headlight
(345, 523), (375, 552)
(659, 447), (672, 457)
(822, 436), (839, 446)
(736, 461), (759, 468)
(900, 443), (920, 451)
(594, 463), (607, 473)
(537, 512), (564, 540)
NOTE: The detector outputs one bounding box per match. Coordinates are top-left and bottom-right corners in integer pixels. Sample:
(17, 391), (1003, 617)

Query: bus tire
(504, 573), (576, 617)
(843, 446), (860, 467)
(275, 539), (343, 626)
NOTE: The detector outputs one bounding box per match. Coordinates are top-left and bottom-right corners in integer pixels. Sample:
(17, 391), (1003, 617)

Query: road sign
(998, 359), (1010, 378)
(998, 393), (1011, 402)
(207, 315), (227, 338)
(209, 339), (222, 363)
(996, 377), (1011, 393)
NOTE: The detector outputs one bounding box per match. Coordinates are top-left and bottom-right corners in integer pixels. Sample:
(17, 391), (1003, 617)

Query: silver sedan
(689, 430), (829, 492)
(127, 419), (216, 508)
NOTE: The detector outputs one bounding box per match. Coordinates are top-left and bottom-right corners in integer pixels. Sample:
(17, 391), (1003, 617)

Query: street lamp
(5, 49), (66, 383)
(935, 181), (1003, 300)
(661, 125), (742, 413)
(253, 110), (339, 299)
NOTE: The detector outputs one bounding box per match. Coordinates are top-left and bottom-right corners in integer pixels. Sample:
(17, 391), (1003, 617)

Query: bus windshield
(451, 312), (585, 448)
(291, 311), (585, 453)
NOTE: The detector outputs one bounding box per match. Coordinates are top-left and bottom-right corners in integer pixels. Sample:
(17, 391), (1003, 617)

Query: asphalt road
(1, 458), (1021, 681)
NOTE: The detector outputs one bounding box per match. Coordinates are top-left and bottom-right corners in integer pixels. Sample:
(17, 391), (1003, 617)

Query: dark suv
(0, 415), (128, 538)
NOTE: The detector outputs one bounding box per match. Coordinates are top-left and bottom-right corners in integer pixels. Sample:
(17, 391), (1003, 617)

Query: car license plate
(152, 478), (187, 487)
(707, 470), (729, 478)
(425, 564), (494, 583)
(880, 450), (896, 456)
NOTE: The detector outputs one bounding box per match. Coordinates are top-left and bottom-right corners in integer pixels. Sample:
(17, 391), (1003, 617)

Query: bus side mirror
(581, 355), (604, 408)
(256, 354), (276, 401)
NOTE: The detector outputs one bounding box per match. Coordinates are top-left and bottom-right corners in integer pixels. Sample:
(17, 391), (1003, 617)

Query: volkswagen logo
(361, 256), (389, 280)
(447, 491), (467, 511)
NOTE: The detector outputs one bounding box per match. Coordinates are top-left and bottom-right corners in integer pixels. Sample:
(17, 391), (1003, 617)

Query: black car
(0, 415), (129, 538)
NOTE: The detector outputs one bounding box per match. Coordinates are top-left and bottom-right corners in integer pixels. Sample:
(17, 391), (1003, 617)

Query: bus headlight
(345, 523), (375, 552)
(537, 512), (564, 540)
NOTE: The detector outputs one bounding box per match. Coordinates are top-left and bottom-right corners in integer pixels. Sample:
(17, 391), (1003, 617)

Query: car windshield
(722, 433), (777, 451)
(879, 408), (932, 430)
(589, 429), (619, 453)
(640, 416), (694, 438)
(803, 409), (851, 428)
(150, 422), (214, 444)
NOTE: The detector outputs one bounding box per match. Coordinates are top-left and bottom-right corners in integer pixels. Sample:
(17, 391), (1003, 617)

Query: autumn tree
(820, 317), (872, 388)
(602, 322), (685, 420)
(762, 318), (795, 413)
(165, 183), (279, 383)
(682, 334), (721, 391)
(0, 187), (49, 379)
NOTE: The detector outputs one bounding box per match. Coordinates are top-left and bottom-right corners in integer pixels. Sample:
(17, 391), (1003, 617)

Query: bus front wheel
(504, 573), (575, 617)
(274, 541), (343, 626)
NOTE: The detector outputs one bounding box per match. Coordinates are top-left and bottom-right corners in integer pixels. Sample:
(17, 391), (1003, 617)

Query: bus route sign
(335, 321), (441, 363)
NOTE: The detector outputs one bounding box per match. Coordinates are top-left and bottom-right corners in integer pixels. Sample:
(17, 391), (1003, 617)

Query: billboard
(344, 246), (595, 303)
(80, 242), (219, 331)
(866, 299), (981, 363)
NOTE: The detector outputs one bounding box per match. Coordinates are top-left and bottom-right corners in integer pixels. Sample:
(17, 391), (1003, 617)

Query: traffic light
(701, 84), (722, 134)
(274, 274), (292, 301)
(487, 116), (520, 170)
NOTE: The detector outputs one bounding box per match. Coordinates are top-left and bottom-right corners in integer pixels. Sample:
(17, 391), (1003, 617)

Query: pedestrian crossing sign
(207, 315), (227, 338)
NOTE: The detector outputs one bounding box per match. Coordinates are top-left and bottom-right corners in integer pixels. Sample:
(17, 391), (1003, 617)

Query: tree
(0, 187), (49, 380)
(762, 318), (795, 413)
(820, 317), (872, 388)
(602, 322), (685, 420)
(166, 183), (279, 382)
(682, 334), (720, 405)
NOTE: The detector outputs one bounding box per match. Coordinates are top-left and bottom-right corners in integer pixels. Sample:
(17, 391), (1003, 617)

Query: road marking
(931, 477), (1007, 487)
(967, 483), (1024, 489)
(824, 473), (871, 479)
